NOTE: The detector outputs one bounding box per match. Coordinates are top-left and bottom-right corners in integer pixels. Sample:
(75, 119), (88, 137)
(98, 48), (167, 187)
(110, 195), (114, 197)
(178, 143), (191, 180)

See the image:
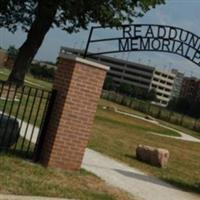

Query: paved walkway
(0, 195), (72, 200)
(115, 109), (200, 143)
(82, 149), (200, 200)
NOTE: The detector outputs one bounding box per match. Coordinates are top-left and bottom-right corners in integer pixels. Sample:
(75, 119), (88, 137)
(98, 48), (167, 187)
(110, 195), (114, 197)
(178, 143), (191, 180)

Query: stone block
(136, 144), (169, 168)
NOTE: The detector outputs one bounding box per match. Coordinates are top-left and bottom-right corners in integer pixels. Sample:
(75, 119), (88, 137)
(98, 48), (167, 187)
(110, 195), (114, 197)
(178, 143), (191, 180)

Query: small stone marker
(136, 144), (170, 168)
(145, 115), (155, 121)
(103, 106), (115, 111)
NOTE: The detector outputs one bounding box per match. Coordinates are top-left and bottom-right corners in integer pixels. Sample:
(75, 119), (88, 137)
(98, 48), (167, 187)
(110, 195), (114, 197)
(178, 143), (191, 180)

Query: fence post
(40, 54), (109, 171)
(34, 89), (57, 162)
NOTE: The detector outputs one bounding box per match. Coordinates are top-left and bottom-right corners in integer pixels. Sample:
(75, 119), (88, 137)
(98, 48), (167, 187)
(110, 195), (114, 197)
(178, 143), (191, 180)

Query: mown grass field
(0, 93), (49, 127)
(1, 67), (200, 195)
(0, 154), (135, 200)
(0, 67), (52, 91)
(100, 99), (200, 139)
(102, 91), (200, 132)
(89, 100), (200, 194)
(0, 67), (53, 127)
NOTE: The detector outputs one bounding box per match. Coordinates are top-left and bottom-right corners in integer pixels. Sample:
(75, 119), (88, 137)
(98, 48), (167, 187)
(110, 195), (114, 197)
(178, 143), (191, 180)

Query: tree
(103, 76), (115, 91)
(118, 82), (133, 96)
(176, 97), (190, 114)
(7, 45), (18, 59)
(30, 63), (55, 80)
(146, 89), (157, 101)
(0, 0), (165, 85)
(167, 98), (178, 110)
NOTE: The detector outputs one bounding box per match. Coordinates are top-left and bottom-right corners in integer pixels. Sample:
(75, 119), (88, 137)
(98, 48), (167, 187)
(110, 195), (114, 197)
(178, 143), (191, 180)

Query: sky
(1, 0), (200, 77)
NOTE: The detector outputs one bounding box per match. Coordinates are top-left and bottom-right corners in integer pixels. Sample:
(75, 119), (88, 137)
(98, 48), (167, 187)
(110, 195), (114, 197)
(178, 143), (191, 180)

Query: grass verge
(89, 103), (200, 194)
(100, 99), (200, 139)
(0, 67), (52, 91)
(98, 101), (180, 137)
(0, 154), (135, 200)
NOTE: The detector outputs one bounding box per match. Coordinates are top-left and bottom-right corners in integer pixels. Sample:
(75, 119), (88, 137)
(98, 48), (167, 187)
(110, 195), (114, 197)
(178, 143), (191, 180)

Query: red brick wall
(5, 57), (15, 69)
(40, 56), (108, 171)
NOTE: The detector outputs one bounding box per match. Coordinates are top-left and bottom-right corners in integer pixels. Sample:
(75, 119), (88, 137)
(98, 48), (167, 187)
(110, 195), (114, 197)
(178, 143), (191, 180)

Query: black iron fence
(0, 81), (55, 159)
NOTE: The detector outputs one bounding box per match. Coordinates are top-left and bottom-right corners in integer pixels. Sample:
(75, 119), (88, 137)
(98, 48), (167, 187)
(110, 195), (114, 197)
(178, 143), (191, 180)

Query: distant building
(60, 47), (184, 106)
(171, 69), (184, 99)
(150, 70), (175, 106)
(180, 77), (200, 102)
(0, 49), (8, 67)
(60, 47), (154, 90)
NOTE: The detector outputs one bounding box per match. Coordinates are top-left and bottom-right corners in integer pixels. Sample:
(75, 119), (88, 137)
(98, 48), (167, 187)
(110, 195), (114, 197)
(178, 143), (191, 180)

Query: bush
(29, 64), (55, 80)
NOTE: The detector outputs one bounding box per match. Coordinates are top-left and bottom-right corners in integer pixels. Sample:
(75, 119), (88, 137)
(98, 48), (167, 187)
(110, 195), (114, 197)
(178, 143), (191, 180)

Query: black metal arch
(84, 24), (200, 67)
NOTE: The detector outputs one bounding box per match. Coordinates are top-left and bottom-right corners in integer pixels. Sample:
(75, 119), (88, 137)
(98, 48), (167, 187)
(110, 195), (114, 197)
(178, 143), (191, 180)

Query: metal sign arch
(84, 24), (200, 67)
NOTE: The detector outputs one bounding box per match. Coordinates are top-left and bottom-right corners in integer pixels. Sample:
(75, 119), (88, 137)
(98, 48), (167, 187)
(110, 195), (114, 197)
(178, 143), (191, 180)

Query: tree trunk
(8, 2), (57, 86)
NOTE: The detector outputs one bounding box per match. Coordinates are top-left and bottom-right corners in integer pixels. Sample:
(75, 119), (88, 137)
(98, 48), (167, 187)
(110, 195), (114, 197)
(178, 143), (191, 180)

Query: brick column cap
(59, 53), (110, 71)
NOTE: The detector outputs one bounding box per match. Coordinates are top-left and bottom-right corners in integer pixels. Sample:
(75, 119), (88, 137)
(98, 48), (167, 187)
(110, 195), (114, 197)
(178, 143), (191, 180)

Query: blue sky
(0, 0), (200, 77)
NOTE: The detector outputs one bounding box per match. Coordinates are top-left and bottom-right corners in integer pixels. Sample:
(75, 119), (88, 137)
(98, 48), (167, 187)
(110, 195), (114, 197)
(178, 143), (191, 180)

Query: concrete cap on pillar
(59, 53), (110, 71)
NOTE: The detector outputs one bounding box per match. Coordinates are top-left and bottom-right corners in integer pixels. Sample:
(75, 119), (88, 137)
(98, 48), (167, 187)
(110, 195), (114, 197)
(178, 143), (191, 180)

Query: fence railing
(101, 90), (200, 132)
(0, 81), (54, 159)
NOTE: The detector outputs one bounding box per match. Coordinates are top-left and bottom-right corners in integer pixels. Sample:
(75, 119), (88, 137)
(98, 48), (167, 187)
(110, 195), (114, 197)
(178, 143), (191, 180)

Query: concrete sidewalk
(82, 148), (200, 200)
(0, 195), (73, 200)
(115, 109), (200, 143)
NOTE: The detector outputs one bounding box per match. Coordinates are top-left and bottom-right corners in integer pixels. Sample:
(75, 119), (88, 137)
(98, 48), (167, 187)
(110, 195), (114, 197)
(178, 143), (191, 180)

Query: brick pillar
(40, 54), (109, 171)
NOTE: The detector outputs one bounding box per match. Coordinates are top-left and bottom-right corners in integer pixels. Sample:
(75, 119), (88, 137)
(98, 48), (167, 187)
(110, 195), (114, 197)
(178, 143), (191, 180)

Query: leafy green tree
(188, 100), (200, 118)
(118, 82), (133, 96)
(176, 97), (190, 114)
(146, 89), (157, 101)
(133, 87), (149, 99)
(0, 0), (165, 85)
(103, 76), (115, 91)
(30, 63), (55, 80)
(168, 98), (178, 110)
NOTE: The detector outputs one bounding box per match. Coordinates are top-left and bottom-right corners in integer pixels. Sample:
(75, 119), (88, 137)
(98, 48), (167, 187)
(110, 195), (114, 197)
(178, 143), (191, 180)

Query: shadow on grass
(124, 153), (200, 195)
(160, 178), (200, 195)
(0, 149), (34, 160)
(114, 168), (175, 189)
(124, 154), (137, 160)
(0, 135), (37, 161)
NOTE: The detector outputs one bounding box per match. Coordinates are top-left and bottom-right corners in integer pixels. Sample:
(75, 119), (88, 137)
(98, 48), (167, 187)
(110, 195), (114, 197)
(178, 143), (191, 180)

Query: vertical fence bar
(7, 86), (24, 149)
(0, 81), (5, 97)
(14, 86), (32, 151)
(0, 81), (55, 159)
(21, 88), (38, 154)
(0, 83), (11, 119)
(0, 84), (18, 149)
(0, 83), (12, 148)
(34, 89), (57, 162)
(26, 90), (44, 154)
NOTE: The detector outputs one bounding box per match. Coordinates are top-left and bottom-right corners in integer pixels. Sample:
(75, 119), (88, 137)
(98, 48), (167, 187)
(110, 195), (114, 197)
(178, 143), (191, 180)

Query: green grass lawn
(25, 75), (52, 91)
(89, 103), (200, 194)
(0, 67), (52, 91)
(0, 93), (48, 127)
(99, 99), (146, 117)
(0, 67), (52, 127)
(98, 100), (180, 137)
(100, 99), (200, 139)
(1, 67), (200, 195)
(102, 91), (200, 133)
(158, 120), (200, 139)
(0, 154), (135, 200)
(96, 108), (180, 137)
